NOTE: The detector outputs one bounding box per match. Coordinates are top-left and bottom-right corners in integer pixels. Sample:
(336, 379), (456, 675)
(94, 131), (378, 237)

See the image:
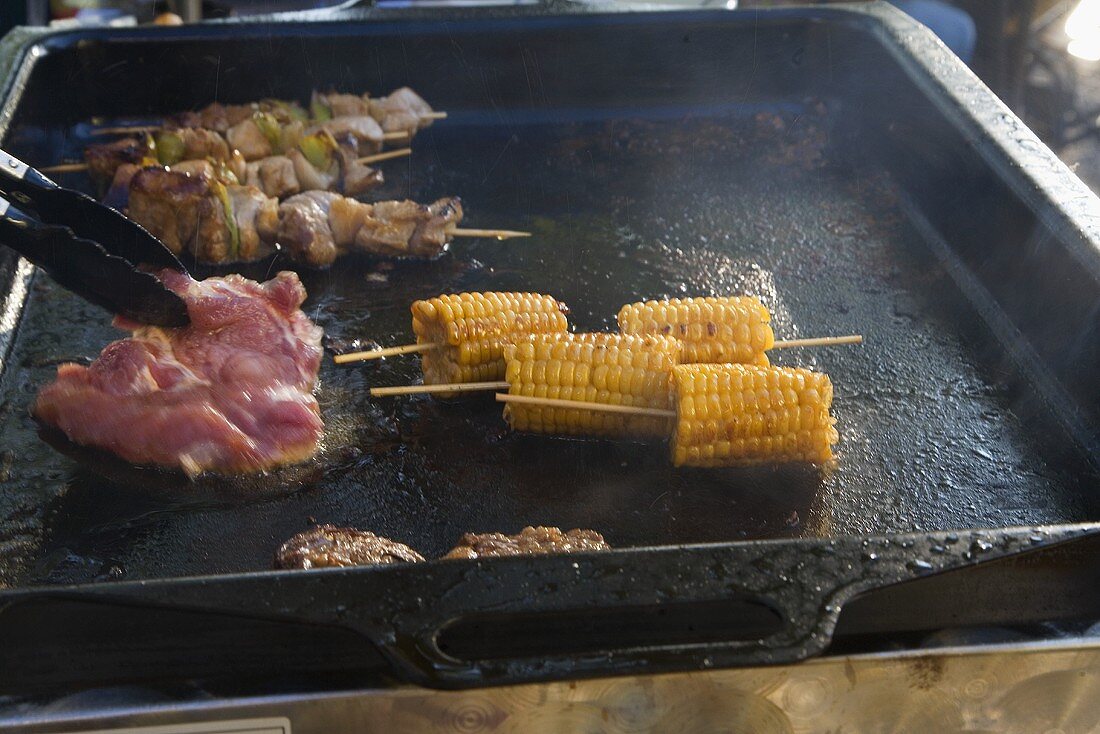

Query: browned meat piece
(277, 191), (340, 267)
(314, 91), (372, 118)
(444, 527), (611, 560)
(175, 100), (305, 133)
(175, 102), (234, 132)
(127, 168), (233, 261)
(228, 185), (278, 261)
(128, 167), (278, 263)
(362, 198), (462, 258)
(335, 146), (383, 197)
(171, 128), (233, 163)
(108, 159), (236, 211)
(327, 196), (372, 246)
(309, 115), (384, 155)
(288, 148), (338, 193)
(171, 159), (217, 178)
(368, 87), (435, 136)
(245, 156), (301, 199)
(274, 525), (425, 569)
(85, 137), (153, 186)
(277, 194), (460, 265)
(226, 118), (273, 161)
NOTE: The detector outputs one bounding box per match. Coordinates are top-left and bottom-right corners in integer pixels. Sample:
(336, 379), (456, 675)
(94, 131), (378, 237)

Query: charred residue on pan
(0, 105), (1095, 586)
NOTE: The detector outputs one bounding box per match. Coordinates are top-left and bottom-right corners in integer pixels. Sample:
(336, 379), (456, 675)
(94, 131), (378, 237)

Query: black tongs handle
(0, 149), (62, 205)
(0, 198), (190, 328)
(0, 149), (189, 327)
(0, 148), (186, 275)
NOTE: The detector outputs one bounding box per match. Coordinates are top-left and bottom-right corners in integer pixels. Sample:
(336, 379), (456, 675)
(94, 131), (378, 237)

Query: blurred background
(1, 1), (1099, 192)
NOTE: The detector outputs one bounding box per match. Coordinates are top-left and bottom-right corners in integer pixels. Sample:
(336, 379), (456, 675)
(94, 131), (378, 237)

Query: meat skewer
(61, 120), (408, 194)
(92, 88), (443, 137)
(125, 167), (524, 266)
(99, 140), (409, 209)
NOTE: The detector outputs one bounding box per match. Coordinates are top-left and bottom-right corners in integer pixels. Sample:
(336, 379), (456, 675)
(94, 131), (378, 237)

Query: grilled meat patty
(275, 525), (425, 569)
(444, 526), (611, 560)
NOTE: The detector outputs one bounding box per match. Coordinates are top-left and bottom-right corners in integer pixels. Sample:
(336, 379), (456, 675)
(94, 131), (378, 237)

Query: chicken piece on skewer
(127, 167), (278, 262)
(174, 98), (310, 133)
(103, 157), (243, 211)
(312, 87), (439, 137)
(240, 132), (383, 200)
(85, 131), (246, 191)
(276, 191), (463, 267)
(152, 127), (245, 174)
(226, 110), (386, 160)
(85, 136), (154, 184)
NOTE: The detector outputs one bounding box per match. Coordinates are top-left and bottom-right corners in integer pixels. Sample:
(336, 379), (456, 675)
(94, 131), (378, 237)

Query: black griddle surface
(0, 109), (1095, 587)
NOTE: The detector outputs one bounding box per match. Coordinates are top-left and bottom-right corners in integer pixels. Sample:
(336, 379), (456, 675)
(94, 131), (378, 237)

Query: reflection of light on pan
(1067, 0), (1100, 61)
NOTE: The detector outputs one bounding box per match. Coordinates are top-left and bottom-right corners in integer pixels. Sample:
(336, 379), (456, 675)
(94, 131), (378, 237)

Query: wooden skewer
(84, 115), (439, 139)
(772, 335), (863, 349)
(41, 145), (418, 175)
(90, 125), (159, 136)
(334, 342), (438, 363)
(339, 333), (861, 366)
(496, 393), (676, 418)
(451, 228), (531, 240)
(39, 162), (89, 174)
(371, 381), (508, 397)
(357, 147), (412, 165)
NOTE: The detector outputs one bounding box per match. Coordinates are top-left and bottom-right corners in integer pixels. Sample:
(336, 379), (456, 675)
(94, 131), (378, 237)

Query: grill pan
(0, 2), (1098, 690)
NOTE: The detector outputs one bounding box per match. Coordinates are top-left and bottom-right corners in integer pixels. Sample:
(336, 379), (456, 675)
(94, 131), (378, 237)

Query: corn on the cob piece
(503, 332), (681, 438)
(617, 296), (775, 365)
(411, 292), (569, 386)
(670, 363), (836, 467)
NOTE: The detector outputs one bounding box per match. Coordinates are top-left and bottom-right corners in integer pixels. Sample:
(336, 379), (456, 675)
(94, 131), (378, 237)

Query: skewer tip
(451, 228), (532, 241)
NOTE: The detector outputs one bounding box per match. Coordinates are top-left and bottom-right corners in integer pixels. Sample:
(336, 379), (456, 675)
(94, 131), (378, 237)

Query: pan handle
(29, 525), (1092, 688)
(359, 526), (1100, 686)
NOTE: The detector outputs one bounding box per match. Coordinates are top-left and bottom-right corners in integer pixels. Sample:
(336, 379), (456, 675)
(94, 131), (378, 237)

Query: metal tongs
(0, 150), (190, 327)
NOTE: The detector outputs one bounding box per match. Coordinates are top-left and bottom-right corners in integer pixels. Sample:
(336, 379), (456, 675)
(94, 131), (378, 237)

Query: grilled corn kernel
(617, 296), (775, 365)
(670, 363), (837, 467)
(411, 292), (569, 386)
(503, 332), (681, 438)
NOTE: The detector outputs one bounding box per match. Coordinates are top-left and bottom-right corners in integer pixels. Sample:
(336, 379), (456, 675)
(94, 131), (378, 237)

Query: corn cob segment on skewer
(410, 293), (570, 390)
(502, 333), (681, 438)
(670, 363), (837, 467)
(495, 362), (838, 467)
(617, 296), (774, 365)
